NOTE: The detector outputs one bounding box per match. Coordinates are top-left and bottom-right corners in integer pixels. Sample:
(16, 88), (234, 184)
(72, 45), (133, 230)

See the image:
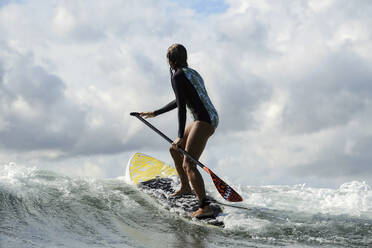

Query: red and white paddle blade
(203, 167), (243, 202)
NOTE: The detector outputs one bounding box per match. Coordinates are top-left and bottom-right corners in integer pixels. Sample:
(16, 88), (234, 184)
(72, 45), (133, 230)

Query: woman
(140, 44), (218, 218)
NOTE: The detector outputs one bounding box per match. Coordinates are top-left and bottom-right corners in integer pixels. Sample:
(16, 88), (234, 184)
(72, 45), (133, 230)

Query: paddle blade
(203, 167), (243, 202)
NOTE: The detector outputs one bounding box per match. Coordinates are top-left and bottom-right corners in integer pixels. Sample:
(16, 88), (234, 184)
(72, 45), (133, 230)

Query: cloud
(0, 48), (172, 158)
(0, 0), (372, 188)
(282, 48), (372, 134)
(0, 48), (83, 152)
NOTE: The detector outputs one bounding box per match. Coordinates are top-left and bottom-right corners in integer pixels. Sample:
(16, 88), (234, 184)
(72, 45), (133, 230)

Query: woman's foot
(170, 187), (192, 197)
(192, 205), (214, 219)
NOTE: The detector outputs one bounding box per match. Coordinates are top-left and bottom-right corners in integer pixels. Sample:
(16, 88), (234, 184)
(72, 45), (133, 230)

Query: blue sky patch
(0, 0), (25, 8)
(172, 0), (229, 15)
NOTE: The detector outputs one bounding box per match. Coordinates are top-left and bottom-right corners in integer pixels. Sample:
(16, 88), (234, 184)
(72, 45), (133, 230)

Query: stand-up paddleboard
(126, 152), (224, 227)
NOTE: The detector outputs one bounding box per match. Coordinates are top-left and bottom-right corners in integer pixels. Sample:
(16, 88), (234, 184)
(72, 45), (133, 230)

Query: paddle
(130, 112), (243, 202)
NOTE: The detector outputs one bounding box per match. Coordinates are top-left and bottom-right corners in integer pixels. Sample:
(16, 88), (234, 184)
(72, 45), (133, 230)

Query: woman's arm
(140, 100), (177, 119)
(172, 71), (187, 138)
(153, 100), (177, 116)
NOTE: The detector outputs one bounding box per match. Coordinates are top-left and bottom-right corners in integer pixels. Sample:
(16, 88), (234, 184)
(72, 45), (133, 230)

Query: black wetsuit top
(154, 67), (218, 138)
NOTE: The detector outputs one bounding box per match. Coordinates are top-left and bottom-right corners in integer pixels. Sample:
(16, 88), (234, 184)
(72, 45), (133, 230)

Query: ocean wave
(1, 164), (371, 247)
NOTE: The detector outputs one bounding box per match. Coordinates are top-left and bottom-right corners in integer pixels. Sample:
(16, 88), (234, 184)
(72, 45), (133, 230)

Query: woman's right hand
(140, 112), (156, 118)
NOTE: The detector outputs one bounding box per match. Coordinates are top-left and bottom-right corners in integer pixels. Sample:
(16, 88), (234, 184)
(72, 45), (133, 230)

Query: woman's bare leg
(169, 122), (193, 196)
(182, 121), (215, 217)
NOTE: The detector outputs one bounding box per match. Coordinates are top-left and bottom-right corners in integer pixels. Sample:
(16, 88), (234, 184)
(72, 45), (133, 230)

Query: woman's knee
(182, 158), (196, 172)
(169, 145), (177, 156)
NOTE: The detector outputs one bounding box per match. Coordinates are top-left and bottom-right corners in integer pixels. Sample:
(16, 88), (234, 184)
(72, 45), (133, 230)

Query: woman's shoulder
(173, 68), (188, 79)
(171, 68), (189, 86)
(181, 67), (197, 74)
(174, 67), (201, 82)
(181, 67), (203, 81)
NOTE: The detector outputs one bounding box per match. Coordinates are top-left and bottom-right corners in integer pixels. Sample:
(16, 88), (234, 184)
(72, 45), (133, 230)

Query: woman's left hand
(172, 137), (183, 150)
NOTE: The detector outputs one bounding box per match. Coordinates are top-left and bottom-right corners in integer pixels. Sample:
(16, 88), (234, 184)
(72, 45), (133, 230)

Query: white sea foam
(207, 179), (372, 246)
(236, 181), (372, 216)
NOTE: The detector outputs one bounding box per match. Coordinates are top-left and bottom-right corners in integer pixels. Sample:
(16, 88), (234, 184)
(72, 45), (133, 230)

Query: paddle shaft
(130, 112), (207, 170)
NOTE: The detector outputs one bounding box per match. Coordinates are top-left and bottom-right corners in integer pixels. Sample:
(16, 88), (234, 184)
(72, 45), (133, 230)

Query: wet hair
(167, 44), (188, 70)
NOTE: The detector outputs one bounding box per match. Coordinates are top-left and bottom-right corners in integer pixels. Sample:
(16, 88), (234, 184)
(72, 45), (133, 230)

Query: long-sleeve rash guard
(154, 67), (218, 138)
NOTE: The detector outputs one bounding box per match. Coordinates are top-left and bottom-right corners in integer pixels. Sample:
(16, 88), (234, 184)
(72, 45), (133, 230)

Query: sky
(1, 0), (372, 188)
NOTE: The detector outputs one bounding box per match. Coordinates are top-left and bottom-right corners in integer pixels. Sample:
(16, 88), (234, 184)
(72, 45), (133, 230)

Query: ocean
(1, 163), (371, 248)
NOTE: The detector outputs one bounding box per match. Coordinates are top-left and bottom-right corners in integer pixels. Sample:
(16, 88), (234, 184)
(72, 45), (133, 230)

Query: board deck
(126, 153), (224, 227)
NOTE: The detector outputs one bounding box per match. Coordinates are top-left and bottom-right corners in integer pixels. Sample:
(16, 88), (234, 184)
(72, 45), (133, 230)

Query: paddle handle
(130, 112), (206, 170)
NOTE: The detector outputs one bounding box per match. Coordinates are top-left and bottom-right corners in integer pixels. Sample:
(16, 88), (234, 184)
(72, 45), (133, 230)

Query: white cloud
(0, 0), (372, 187)
(53, 6), (76, 34)
(11, 96), (38, 119)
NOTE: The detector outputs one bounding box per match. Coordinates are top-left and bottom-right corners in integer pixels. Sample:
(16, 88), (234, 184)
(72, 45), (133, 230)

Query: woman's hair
(167, 43), (188, 69)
